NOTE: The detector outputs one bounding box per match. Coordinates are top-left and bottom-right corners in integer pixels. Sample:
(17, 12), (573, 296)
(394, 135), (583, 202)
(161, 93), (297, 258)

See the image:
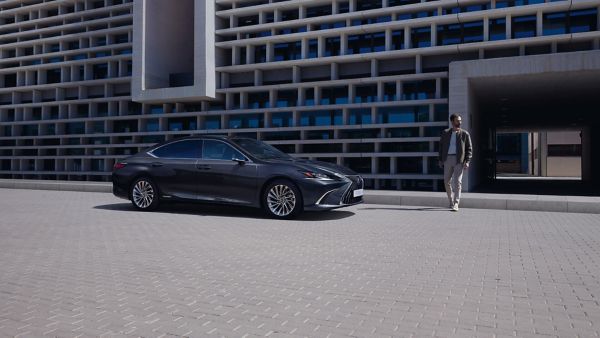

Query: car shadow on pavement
(359, 206), (450, 212)
(94, 202), (355, 221)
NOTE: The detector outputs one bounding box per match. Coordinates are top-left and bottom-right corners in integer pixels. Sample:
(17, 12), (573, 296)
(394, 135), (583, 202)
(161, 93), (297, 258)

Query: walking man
(439, 114), (472, 211)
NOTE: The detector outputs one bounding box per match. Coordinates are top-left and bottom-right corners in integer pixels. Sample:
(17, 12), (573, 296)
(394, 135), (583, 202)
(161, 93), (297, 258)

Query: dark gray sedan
(112, 136), (363, 218)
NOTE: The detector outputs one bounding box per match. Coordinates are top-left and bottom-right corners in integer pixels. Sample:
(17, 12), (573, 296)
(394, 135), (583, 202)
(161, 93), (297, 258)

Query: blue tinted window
(411, 27), (431, 48)
(357, 0), (382, 11)
(254, 45), (267, 63)
(391, 30), (405, 49)
(354, 84), (378, 103)
(489, 18), (506, 40)
(277, 90), (297, 107)
(320, 87), (348, 105)
(274, 42), (301, 61)
(204, 116), (221, 129)
(402, 80), (436, 100)
(512, 15), (537, 38)
(543, 12), (567, 35)
(463, 21), (484, 42)
(308, 39), (318, 58)
(152, 140), (202, 159)
(377, 106), (429, 123)
(248, 92), (270, 109)
(300, 110), (343, 126)
(229, 114), (263, 129)
(146, 119), (159, 132)
(271, 112), (293, 127)
(384, 83), (396, 101)
(349, 108), (372, 125)
(325, 37), (340, 56)
(203, 140), (245, 161)
(569, 8), (598, 33)
(348, 33), (386, 54)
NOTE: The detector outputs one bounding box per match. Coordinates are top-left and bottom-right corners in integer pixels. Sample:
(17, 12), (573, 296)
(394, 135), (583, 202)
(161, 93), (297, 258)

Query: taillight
(113, 162), (127, 170)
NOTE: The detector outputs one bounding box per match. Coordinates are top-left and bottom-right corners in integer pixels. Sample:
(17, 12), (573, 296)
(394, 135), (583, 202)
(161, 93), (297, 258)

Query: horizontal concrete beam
(1, 179), (599, 214)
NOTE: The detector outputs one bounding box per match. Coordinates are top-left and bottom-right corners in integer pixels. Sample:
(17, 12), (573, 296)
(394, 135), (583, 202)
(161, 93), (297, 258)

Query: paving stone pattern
(1, 189), (599, 337)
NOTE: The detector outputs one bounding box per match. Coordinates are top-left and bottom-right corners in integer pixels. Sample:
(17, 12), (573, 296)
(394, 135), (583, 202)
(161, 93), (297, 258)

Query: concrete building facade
(1, 0), (600, 191)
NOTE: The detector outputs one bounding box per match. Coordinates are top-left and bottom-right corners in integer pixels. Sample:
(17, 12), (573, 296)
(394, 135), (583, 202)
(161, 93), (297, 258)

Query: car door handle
(151, 162), (163, 167)
(196, 164), (211, 170)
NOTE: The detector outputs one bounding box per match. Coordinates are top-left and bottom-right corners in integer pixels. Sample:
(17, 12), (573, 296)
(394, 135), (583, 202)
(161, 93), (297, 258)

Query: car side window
(203, 140), (246, 161)
(151, 140), (202, 159)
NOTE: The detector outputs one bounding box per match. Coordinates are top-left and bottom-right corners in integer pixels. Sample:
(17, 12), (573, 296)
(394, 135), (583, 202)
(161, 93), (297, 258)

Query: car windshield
(233, 138), (293, 160)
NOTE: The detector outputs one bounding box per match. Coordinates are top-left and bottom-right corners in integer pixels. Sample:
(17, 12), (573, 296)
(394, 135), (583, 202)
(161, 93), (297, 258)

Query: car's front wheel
(263, 179), (302, 219)
(130, 177), (160, 211)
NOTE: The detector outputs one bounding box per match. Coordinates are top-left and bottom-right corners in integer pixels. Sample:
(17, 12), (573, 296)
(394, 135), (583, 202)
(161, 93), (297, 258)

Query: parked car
(112, 136), (364, 218)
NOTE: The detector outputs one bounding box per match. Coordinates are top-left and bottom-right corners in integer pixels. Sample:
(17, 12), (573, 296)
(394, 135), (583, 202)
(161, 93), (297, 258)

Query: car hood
(263, 158), (358, 176)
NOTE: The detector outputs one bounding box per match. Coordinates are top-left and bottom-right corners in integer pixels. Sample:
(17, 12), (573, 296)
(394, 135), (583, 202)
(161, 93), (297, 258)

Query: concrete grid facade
(1, 0), (599, 190)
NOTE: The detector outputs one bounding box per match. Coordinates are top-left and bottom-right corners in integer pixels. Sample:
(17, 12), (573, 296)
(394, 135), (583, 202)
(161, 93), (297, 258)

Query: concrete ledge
(1, 179), (599, 214)
(364, 190), (600, 214)
(0, 179), (112, 193)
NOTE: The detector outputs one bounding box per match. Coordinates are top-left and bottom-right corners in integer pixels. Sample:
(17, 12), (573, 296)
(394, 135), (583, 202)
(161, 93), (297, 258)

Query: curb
(1, 179), (599, 214)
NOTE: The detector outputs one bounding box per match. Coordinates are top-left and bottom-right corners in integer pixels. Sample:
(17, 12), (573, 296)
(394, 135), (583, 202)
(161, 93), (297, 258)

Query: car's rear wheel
(130, 177), (159, 211)
(263, 179), (302, 219)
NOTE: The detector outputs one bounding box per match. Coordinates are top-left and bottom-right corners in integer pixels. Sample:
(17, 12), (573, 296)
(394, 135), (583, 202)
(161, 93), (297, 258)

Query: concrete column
(483, 17), (489, 41)
(506, 14), (512, 39)
(404, 26), (411, 49)
(385, 28), (392, 51)
(331, 63), (339, 80)
(247, 45), (254, 64)
(301, 38), (308, 59)
(582, 127), (592, 182)
(340, 33), (348, 55)
(371, 59), (378, 77)
(536, 11), (543, 36)
(371, 157), (378, 174)
(233, 46), (240, 65)
(539, 132), (548, 176)
(269, 89), (276, 109)
(266, 42), (274, 62)
(318, 36), (325, 57)
(297, 88), (304, 106)
(431, 23), (437, 47)
(254, 69), (262, 86)
(293, 65), (301, 83)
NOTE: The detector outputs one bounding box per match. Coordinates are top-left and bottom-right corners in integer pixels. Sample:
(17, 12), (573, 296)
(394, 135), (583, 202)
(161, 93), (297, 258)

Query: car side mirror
(232, 157), (246, 165)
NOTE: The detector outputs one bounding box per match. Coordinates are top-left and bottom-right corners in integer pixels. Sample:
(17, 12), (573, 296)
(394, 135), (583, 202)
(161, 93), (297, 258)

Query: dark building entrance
(449, 51), (600, 195)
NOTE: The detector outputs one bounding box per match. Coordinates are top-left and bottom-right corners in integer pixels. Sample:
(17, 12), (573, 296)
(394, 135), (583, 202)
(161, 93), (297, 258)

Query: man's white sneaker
(451, 204), (459, 212)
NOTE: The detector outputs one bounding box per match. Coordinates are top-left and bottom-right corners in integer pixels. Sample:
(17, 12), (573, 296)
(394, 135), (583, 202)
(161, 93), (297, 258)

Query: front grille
(341, 175), (364, 204)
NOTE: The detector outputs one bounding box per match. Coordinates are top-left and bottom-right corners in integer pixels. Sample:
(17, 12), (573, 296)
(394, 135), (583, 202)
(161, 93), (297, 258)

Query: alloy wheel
(267, 184), (297, 217)
(132, 180), (155, 209)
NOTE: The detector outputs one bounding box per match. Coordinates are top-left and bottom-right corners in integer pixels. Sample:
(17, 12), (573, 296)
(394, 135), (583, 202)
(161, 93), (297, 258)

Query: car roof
(148, 135), (254, 150)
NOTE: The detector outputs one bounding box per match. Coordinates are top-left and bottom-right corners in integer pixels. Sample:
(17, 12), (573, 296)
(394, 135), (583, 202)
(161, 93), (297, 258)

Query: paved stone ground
(0, 188), (599, 338)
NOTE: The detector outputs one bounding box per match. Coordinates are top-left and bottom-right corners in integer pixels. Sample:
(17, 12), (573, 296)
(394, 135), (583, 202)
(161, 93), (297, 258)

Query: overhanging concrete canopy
(449, 50), (600, 191)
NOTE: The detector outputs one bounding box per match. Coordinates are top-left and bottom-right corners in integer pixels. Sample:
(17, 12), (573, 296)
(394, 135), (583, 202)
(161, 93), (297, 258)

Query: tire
(262, 179), (302, 219)
(130, 177), (160, 211)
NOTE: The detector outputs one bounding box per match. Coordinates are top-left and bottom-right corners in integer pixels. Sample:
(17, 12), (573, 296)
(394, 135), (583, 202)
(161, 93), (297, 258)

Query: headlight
(301, 171), (335, 180)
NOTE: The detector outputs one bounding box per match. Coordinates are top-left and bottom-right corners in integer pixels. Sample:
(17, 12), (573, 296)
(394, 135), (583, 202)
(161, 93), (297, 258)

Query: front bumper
(303, 175), (364, 211)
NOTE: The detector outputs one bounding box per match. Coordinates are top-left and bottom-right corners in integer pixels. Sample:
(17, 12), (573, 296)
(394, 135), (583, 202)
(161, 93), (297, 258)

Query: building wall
(1, 0), (599, 190)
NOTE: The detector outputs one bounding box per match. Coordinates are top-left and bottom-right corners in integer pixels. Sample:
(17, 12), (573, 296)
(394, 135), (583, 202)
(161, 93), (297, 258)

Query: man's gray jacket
(438, 128), (473, 165)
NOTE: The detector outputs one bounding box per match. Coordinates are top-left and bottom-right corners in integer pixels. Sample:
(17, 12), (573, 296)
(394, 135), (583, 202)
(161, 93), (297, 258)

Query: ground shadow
(94, 202), (355, 221)
(359, 206), (451, 212)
